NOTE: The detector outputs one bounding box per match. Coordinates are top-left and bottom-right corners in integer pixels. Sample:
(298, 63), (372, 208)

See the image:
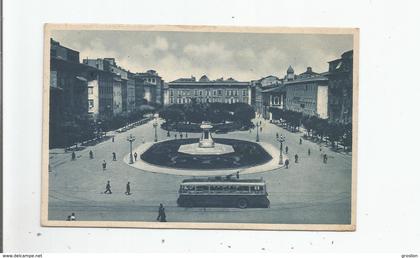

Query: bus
(177, 177), (270, 209)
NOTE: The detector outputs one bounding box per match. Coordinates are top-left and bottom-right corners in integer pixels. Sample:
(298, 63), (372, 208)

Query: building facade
(50, 39), (90, 147)
(126, 73), (136, 113)
(167, 75), (251, 105)
(135, 70), (164, 106)
(252, 76), (283, 118)
(326, 50), (353, 125)
(284, 67), (329, 119)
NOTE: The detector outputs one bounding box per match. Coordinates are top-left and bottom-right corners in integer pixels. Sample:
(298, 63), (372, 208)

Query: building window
(243, 89), (247, 96)
(88, 87), (93, 94)
(199, 90), (203, 96)
(218, 89), (222, 95)
(88, 100), (94, 109)
(170, 90), (173, 96)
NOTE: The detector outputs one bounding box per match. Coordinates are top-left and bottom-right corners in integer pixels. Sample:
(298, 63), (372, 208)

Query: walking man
(102, 160), (107, 171)
(112, 152), (117, 161)
(71, 151), (76, 161)
(156, 204), (167, 222)
(104, 180), (112, 194)
(285, 159), (290, 169)
(285, 146), (289, 154)
(134, 152), (138, 161)
(323, 154), (328, 164)
(112, 136), (115, 142)
(294, 154), (299, 163)
(299, 138), (303, 145)
(308, 148), (311, 156)
(276, 132), (279, 139)
(89, 150), (94, 159)
(70, 212), (76, 221)
(125, 182), (131, 195)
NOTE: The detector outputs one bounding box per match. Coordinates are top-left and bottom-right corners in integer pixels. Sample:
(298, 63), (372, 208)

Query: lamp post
(255, 122), (260, 142)
(126, 134), (136, 164)
(277, 134), (285, 165)
(153, 113), (159, 142)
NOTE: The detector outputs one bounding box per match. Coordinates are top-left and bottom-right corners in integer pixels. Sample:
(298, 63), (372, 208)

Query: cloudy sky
(51, 30), (353, 82)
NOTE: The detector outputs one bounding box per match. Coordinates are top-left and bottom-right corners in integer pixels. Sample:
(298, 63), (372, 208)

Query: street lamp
(277, 134), (285, 165)
(126, 134), (136, 164)
(255, 122), (260, 142)
(153, 113), (159, 142)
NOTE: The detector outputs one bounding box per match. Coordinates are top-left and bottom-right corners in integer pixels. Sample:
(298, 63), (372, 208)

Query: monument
(178, 121), (235, 155)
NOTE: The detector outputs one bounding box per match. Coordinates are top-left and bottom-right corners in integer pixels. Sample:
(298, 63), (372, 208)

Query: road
(48, 117), (352, 224)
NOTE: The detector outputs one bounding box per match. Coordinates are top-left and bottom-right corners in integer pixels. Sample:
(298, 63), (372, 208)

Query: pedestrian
(125, 182), (131, 195)
(104, 180), (112, 194)
(102, 160), (107, 171)
(71, 151), (76, 161)
(323, 154), (328, 164)
(285, 146), (289, 154)
(236, 171), (240, 179)
(299, 138), (302, 145)
(185, 132), (188, 138)
(285, 159), (290, 169)
(112, 152), (117, 161)
(180, 133), (183, 139)
(167, 131), (170, 137)
(156, 203), (167, 222)
(308, 148), (311, 156)
(89, 150), (94, 159)
(260, 126), (263, 132)
(134, 152), (138, 161)
(175, 134), (177, 139)
(70, 212), (76, 221)
(112, 136), (115, 142)
(294, 154), (299, 163)
(276, 132), (279, 139)
(66, 215), (71, 221)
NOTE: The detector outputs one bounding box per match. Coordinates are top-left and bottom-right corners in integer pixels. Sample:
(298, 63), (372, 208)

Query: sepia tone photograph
(42, 24), (358, 230)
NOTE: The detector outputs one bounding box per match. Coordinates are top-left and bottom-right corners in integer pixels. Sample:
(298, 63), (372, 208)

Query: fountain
(177, 122), (234, 155)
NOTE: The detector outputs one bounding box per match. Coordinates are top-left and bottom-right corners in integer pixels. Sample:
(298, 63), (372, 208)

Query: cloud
(51, 30), (353, 82)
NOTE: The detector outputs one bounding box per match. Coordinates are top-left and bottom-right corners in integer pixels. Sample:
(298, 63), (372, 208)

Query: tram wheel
(237, 198), (248, 209)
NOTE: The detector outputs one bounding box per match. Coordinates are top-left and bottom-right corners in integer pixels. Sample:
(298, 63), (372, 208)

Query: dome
(199, 75), (210, 82)
(287, 65), (294, 74)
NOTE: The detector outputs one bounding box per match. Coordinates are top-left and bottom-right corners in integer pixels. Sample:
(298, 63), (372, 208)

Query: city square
(48, 115), (352, 224)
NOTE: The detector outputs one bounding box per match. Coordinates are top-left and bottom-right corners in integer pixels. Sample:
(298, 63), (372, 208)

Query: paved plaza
(48, 118), (352, 224)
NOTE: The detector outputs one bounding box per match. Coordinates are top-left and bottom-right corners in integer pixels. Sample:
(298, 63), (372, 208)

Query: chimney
(307, 67), (312, 73)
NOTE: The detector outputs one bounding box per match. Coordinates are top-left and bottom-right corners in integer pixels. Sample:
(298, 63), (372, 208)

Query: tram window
(195, 185), (209, 193)
(237, 186), (250, 193)
(210, 185), (223, 193)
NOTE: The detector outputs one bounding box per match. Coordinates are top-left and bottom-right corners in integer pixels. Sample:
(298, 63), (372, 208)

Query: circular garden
(140, 138), (272, 170)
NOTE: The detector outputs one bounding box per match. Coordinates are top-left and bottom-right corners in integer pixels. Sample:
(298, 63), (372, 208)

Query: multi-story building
(50, 39), (89, 147)
(284, 66), (329, 119)
(252, 75), (283, 118)
(83, 58), (127, 117)
(167, 75), (251, 105)
(135, 70), (164, 106)
(86, 69), (114, 119)
(326, 50), (353, 125)
(127, 72), (136, 113)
